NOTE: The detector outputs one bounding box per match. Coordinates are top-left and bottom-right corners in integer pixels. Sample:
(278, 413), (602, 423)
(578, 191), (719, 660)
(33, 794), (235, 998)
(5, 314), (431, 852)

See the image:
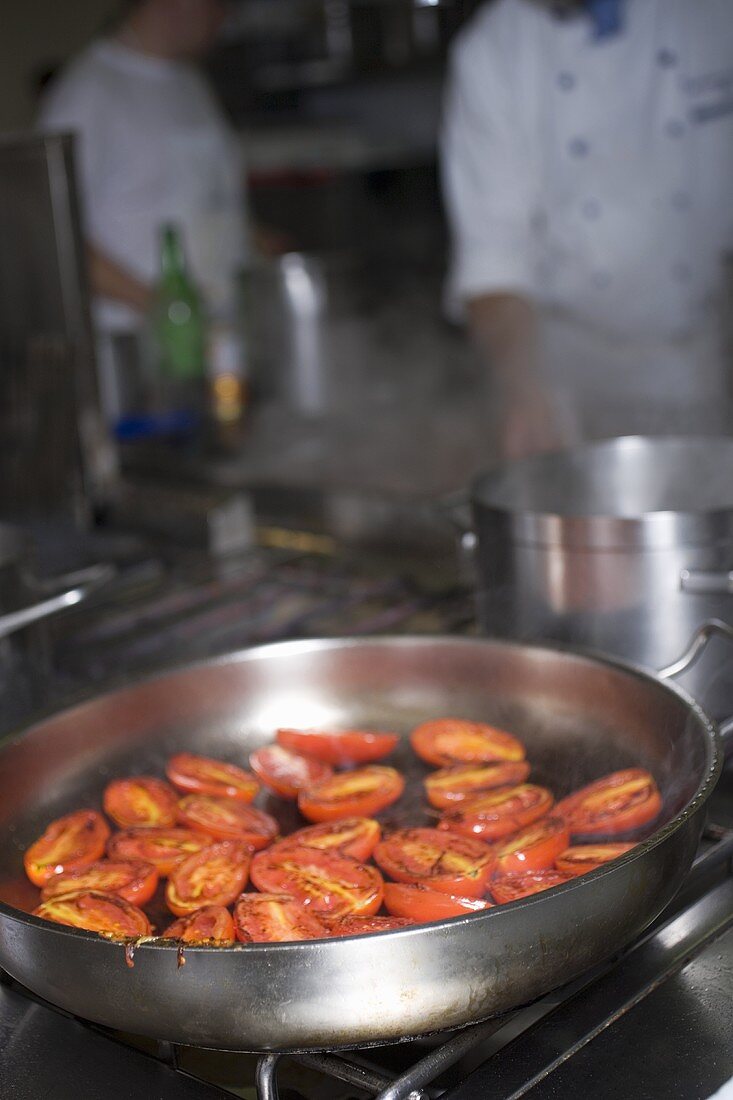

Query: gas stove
(1, 542), (732, 1100)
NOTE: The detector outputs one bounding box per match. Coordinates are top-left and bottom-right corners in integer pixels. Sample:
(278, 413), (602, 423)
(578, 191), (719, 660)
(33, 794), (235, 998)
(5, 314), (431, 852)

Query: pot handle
(680, 569), (733, 595)
(658, 618), (733, 753)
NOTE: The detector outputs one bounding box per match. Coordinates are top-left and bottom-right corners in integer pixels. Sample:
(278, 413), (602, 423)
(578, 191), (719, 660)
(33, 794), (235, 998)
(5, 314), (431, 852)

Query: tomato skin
(326, 914), (415, 937)
(383, 882), (493, 922)
(491, 869), (574, 904)
(249, 744), (333, 800)
(166, 841), (252, 917)
(33, 890), (151, 937)
(493, 816), (570, 876)
(107, 827), (211, 877)
(177, 795), (279, 848)
(555, 843), (636, 875)
(166, 753), (259, 803)
(41, 860), (158, 907)
(555, 769), (662, 837)
(297, 766), (404, 823)
(24, 810), (111, 887)
(276, 727), (399, 767)
(163, 905), (235, 944)
(103, 777), (179, 829)
(425, 761), (531, 809)
(438, 784), (554, 842)
(373, 827), (495, 898)
(270, 817), (381, 862)
(234, 893), (330, 942)
(250, 845), (384, 918)
(410, 719), (526, 768)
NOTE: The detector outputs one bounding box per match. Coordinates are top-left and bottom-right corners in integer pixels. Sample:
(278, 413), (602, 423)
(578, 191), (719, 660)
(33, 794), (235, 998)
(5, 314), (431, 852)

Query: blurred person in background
(442, 0), (733, 459)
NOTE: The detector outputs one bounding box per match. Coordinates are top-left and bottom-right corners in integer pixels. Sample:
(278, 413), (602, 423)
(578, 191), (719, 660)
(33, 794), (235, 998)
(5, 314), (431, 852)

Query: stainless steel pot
(470, 436), (733, 719)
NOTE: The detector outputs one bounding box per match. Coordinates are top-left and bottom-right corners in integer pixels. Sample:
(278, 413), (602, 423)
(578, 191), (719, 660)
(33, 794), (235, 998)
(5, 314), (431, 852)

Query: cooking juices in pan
(22, 723), (662, 944)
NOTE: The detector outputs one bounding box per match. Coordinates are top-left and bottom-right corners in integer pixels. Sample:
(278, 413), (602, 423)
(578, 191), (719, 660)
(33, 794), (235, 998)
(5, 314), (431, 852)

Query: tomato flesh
(33, 890), (151, 937)
(438, 783), (554, 842)
(166, 841), (252, 916)
(234, 893), (330, 942)
(276, 727), (399, 766)
(103, 777), (178, 828)
(555, 843), (636, 875)
(383, 882), (493, 922)
(249, 744), (332, 800)
(166, 753), (259, 803)
(163, 905), (235, 944)
(425, 761), (531, 809)
(410, 718), (526, 768)
(270, 817), (381, 862)
(250, 844), (384, 918)
(24, 810), (111, 887)
(297, 765), (404, 823)
(177, 795), (279, 848)
(493, 815), (570, 876)
(491, 869), (574, 904)
(373, 827), (495, 898)
(555, 769), (662, 836)
(327, 914), (415, 936)
(107, 827), (211, 877)
(41, 860), (158, 906)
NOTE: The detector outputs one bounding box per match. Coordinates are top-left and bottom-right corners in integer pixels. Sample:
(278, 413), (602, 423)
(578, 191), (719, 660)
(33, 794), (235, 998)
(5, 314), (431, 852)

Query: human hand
(498, 382), (568, 462)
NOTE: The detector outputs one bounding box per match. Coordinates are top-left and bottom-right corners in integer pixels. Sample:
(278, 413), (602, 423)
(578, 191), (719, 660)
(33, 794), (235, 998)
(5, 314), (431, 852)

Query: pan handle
(658, 618), (733, 754)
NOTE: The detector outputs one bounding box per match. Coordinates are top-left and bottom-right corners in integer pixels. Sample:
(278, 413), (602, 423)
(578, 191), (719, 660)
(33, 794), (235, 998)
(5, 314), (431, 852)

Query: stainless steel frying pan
(0, 634), (723, 1052)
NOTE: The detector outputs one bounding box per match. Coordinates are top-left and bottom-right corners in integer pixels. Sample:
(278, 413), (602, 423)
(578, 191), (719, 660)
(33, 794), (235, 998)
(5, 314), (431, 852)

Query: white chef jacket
(442, 0), (733, 436)
(38, 39), (249, 333)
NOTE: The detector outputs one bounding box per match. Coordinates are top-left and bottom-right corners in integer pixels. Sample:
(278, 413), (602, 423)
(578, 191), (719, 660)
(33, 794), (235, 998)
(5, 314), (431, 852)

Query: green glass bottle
(153, 224), (207, 419)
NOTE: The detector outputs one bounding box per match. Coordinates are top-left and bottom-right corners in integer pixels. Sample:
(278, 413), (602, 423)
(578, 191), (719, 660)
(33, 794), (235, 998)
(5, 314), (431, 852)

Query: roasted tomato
(33, 890), (151, 937)
(234, 893), (330, 942)
(271, 817), (381, 862)
(491, 869), (574, 904)
(555, 769), (662, 836)
(107, 827), (210, 877)
(493, 816), (570, 876)
(424, 761), (531, 809)
(383, 882), (493, 922)
(163, 904), (235, 944)
(166, 753), (259, 803)
(276, 727), (399, 766)
(297, 766), (404, 823)
(24, 810), (111, 887)
(249, 744), (333, 800)
(103, 777), (179, 828)
(555, 843), (636, 875)
(373, 827), (494, 898)
(41, 860), (158, 906)
(250, 845), (384, 918)
(410, 718), (526, 768)
(166, 841), (252, 916)
(177, 795), (278, 848)
(438, 783), (554, 842)
(327, 914), (415, 936)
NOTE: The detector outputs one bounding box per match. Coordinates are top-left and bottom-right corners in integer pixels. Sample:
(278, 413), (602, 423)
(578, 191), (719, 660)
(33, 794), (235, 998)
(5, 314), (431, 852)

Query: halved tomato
(276, 727), (399, 767)
(166, 753), (259, 803)
(555, 769), (662, 837)
(425, 761), (531, 809)
(250, 845), (384, 918)
(327, 914), (415, 936)
(107, 827), (210, 877)
(410, 718), (526, 768)
(163, 905), (235, 944)
(103, 777), (179, 828)
(438, 783), (554, 842)
(383, 882), (493, 922)
(177, 795), (278, 848)
(249, 744), (332, 800)
(555, 843), (636, 875)
(234, 893), (329, 942)
(33, 890), (151, 937)
(373, 827), (494, 898)
(41, 860), (158, 906)
(491, 869), (574, 904)
(166, 841), (252, 916)
(493, 816), (570, 876)
(271, 817), (381, 862)
(297, 765), (404, 823)
(24, 810), (111, 887)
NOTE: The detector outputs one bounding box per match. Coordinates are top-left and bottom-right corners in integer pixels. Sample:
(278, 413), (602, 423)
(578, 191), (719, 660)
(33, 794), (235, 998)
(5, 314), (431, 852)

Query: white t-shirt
(442, 0), (733, 425)
(39, 39), (249, 332)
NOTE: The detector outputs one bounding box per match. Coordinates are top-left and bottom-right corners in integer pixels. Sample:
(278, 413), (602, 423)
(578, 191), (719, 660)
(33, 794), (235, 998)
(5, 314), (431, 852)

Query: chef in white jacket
(442, 0), (733, 458)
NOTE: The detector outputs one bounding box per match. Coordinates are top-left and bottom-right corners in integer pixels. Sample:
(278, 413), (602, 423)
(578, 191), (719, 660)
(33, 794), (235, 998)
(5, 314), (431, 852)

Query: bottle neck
(160, 225), (188, 282)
